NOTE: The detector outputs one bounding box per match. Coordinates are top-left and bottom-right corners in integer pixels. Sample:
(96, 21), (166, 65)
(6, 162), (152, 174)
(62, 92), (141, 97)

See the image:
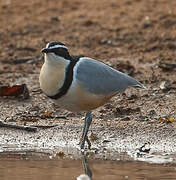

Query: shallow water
(0, 157), (176, 180)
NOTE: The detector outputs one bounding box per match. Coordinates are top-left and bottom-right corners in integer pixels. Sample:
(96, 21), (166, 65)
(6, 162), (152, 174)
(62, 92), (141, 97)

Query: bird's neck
(39, 57), (69, 96)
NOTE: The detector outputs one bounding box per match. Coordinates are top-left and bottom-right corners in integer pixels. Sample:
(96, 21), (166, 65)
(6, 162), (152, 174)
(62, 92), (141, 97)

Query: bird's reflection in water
(77, 153), (92, 180)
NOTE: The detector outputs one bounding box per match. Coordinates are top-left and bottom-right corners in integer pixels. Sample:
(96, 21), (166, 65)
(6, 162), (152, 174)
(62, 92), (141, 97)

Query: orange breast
(71, 82), (114, 111)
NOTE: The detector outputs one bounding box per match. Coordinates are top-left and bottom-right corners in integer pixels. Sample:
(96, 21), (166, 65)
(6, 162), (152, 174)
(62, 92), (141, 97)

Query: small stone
(50, 16), (60, 22)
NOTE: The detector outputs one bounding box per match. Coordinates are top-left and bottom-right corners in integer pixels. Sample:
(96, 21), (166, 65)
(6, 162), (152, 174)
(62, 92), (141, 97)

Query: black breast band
(47, 56), (82, 100)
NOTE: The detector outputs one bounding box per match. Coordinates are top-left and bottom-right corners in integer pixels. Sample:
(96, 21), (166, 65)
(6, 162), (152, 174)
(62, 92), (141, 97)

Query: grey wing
(75, 57), (145, 95)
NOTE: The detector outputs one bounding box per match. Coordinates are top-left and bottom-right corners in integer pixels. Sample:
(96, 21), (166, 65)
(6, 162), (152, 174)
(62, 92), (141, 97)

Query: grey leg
(80, 111), (92, 149)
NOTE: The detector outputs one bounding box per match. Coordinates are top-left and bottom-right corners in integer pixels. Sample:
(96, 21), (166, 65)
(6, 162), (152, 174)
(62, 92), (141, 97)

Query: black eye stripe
(49, 48), (67, 51)
(52, 48), (70, 59)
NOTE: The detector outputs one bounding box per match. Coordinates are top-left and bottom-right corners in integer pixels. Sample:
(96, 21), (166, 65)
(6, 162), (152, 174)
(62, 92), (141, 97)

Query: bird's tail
(136, 81), (148, 90)
(124, 73), (148, 90)
(131, 78), (148, 90)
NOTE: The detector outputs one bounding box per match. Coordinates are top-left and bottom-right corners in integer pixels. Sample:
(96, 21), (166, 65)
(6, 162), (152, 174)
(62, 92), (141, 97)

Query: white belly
(52, 80), (113, 112)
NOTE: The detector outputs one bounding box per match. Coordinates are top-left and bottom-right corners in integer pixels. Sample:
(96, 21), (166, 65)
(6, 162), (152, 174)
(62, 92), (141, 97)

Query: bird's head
(41, 41), (71, 63)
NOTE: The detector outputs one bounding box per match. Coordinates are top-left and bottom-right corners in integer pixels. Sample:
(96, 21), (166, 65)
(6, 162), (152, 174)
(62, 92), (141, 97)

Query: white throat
(45, 53), (69, 65)
(40, 53), (70, 96)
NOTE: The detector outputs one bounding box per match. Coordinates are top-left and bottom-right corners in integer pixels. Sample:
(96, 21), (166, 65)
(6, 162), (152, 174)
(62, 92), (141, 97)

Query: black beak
(41, 48), (52, 53)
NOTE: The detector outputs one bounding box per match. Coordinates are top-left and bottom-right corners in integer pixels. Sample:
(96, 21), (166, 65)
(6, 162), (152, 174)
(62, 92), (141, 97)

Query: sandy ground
(0, 0), (176, 162)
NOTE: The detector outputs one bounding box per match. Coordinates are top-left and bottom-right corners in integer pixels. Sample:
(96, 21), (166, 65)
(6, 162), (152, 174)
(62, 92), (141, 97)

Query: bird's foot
(80, 135), (91, 150)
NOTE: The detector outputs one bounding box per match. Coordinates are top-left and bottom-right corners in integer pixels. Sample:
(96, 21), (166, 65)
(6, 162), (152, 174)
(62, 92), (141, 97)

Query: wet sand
(0, 0), (176, 163)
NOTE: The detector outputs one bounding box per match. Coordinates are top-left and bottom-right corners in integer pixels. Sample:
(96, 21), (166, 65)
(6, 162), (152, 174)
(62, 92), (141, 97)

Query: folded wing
(75, 57), (145, 95)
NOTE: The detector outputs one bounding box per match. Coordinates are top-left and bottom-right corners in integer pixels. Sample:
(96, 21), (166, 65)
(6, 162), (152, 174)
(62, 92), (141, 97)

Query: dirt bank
(0, 0), (176, 162)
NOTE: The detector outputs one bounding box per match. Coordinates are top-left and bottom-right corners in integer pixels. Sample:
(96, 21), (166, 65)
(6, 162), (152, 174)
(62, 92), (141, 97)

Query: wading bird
(39, 41), (145, 149)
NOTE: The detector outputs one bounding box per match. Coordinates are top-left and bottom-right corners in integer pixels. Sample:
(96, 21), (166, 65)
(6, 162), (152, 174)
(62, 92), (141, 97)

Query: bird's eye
(53, 48), (70, 59)
(53, 50), (61, 56)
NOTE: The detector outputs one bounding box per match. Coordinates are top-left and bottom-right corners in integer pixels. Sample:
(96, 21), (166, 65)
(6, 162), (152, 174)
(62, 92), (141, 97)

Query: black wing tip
(135, 82), (148, 90)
